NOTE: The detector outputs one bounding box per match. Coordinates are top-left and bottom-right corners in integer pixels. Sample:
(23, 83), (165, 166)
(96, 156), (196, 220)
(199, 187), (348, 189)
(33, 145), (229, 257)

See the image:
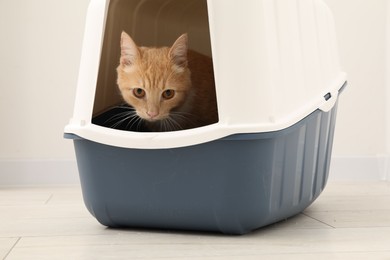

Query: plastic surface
(68, 100), (339, 235)
(64, 0), (347, 149)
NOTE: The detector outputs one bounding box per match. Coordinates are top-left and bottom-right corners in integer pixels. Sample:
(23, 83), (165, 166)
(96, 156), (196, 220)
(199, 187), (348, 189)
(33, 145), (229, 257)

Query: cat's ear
(120, 31), (139, 67)
(169, 34), (188, 70)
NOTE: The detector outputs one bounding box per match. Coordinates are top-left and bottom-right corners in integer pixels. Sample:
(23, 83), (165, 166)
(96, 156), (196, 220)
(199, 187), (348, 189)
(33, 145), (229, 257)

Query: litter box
(64, 0), (347, 234)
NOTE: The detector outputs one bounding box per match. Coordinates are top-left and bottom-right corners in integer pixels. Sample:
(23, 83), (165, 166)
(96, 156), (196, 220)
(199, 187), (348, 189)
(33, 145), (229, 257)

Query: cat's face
(117, 32), (191, 123)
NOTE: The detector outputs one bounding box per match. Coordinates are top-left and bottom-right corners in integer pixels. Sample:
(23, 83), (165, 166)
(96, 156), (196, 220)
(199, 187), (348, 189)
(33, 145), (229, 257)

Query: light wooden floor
(1, 182), (390, 260)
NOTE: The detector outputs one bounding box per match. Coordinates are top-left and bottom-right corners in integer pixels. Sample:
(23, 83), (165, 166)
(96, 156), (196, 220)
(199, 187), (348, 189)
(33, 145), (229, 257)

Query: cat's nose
(147, 111), (159, 119)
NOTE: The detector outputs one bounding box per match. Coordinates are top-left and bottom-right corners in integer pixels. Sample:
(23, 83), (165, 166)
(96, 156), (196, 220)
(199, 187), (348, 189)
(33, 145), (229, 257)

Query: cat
(116, 31), (218, 132)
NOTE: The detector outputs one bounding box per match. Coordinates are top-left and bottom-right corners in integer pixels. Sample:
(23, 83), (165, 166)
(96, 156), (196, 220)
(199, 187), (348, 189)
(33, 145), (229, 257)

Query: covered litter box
(64, 0), (347, 234)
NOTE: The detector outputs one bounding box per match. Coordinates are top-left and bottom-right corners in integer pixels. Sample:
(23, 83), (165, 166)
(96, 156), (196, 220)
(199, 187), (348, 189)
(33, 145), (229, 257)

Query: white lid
(64, 0), (346, 149)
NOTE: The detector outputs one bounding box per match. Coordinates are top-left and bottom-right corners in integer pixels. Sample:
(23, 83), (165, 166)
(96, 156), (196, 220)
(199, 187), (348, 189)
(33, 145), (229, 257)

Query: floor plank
(0, 238), (19, 260)
(6, 227), (390, 259)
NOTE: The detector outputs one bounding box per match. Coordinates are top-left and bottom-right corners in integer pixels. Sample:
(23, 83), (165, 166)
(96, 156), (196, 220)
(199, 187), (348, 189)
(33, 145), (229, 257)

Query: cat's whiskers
(159, 117), (170, 132)
(104, 112), (130, 125)
(105, 108), (200, 132)
(105, 111), (131, 124)
(114, 105), (136, 110)
(109, 111), (138, 129)
(104, 108), (136, 123)
(135, 117), (144, 131)
(160, 119), (168, 132)
(170, 111), (196, 128)
(170, 111), (193, 117)
(126, 114), (141, 130)
(111, 115), (134, 129)
(165, 116), (183, 131)
(102, 106), (143, 130)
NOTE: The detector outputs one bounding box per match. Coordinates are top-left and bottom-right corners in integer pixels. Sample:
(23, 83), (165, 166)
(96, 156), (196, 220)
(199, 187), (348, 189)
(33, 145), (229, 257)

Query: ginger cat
(116, 32), (218, 132)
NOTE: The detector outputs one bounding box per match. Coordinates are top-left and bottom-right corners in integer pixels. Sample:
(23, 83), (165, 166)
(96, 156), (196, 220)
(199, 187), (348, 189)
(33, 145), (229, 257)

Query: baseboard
(0, 159), (79, 186)
(0, 156), (388, 186)
(329, 155), (390, 181)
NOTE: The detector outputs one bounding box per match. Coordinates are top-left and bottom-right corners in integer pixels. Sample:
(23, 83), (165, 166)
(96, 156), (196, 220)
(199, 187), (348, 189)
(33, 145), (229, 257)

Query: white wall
(323, 0), (390, 180)
(324, 0), (388, 156)
(0, 0), (89, 160)
(0, 0), (90, 185)
(0, 0), (389, 184)
(387, 1), (390, 157)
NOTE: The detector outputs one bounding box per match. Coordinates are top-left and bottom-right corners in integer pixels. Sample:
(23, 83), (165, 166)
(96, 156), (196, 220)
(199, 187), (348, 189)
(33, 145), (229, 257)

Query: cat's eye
(162, 89), (175, 99)
(133, 88), (145, 98)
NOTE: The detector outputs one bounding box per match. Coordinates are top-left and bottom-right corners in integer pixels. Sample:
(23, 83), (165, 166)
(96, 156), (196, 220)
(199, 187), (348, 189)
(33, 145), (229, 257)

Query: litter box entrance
(92, 0), (218, 132)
